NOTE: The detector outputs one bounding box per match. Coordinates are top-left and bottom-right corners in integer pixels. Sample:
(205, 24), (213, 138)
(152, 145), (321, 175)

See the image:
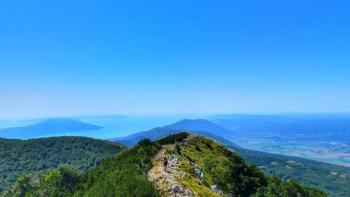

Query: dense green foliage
(76, 139), (161, 196)
(0, 136), (124, 193)
(257, 177), (327, 197)
(237, 148), (350, 197)
(2, 167), (81, 197)
(157, 132), (189, 145)
(3, 139), (161, 197)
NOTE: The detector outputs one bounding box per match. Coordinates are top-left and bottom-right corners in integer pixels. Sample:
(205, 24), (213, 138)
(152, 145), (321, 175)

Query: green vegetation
(237, 148), (350, 197)
(3, 139), (161, 197)
(260, 177), (327, 197)
(158, 132), (189, 145)
(76, 139), (161, 196)
(116, 124), (350, 196)
(2, 167), (81, 197)
(0, 136), (124, 193)
(3, 133), (327, 197)
(178, 135), (326, 197)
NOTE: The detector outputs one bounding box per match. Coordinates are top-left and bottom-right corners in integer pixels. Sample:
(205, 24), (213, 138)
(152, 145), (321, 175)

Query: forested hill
(0, 136), (124, 193)
(3, 133), (325, 197)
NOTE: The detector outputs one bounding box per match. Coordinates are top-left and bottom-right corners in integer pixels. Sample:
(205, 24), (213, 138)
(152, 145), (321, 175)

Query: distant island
(0, 118), (102, 139)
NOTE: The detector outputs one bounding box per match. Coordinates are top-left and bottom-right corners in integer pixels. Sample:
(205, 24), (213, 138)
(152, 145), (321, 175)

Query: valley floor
(234, 138), (350, 168)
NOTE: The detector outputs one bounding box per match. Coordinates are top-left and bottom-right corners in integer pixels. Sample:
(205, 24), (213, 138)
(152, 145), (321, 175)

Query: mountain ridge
(3, 133), (326, 197)
(113, 119), (236, 147)
(112, 119), (350, 196)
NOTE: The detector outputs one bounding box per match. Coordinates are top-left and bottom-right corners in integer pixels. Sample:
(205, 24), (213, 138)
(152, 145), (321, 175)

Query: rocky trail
(148, 145), (194, 197)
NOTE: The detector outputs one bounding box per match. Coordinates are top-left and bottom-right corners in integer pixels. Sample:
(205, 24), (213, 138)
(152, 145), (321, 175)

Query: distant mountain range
(0, 118), (102, 139)
(211, 114), (350, 141)
(116, 114), (350, 144)
(114, 119), (235, 147)
(164, 119), (233, 138)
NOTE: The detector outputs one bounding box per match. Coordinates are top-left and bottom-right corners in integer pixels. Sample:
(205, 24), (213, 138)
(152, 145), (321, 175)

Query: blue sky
(0, 0), (349, 118)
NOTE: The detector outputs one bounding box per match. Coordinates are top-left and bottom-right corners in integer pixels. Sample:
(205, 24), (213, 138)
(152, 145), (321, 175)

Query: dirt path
(148, 145), (193, 197)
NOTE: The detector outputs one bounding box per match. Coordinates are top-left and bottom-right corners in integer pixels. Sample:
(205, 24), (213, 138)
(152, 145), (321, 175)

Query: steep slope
(0, 136), (124, 193)
(4, 133), (326, 197)
(114, 126), (350, 196)
(0, 118), (102, 139)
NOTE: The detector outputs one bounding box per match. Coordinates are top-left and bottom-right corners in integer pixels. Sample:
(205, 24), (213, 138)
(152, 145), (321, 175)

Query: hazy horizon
(2, 112), (350, 122)
(1, 0), (350, 118)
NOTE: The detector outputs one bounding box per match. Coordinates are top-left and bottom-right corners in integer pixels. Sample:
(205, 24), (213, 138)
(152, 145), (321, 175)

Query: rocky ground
(148, 144), (194, 197)
(148, 135), (227, 197)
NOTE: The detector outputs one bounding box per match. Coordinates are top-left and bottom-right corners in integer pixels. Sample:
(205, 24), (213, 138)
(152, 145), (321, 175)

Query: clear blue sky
(0, 0), (349, 118)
